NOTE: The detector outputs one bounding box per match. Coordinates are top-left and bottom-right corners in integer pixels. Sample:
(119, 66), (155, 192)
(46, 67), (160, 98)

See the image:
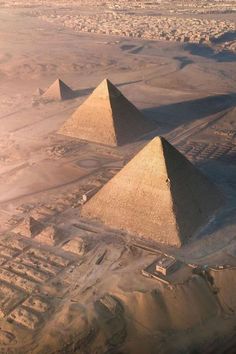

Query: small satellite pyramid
(42, 78), (74, 101)
(81, 137), (223, 247)
(13, 216), (43, 238)
(35, 225), (59, 246)
(59, 78), (156, 146)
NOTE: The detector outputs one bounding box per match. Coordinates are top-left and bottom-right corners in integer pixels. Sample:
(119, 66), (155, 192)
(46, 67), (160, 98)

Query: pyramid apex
(56, 78), (64, 84)
(94, 78), (118, 98)
(55, 78), (66, 85)
(151, 136), (167, 144)
(145, 136), (180, 156)
(159, 135), (167, 142)
(140, 136), (168, 154)
(100, 78), (113, 84)
(98, 77), (110, 87)
(50, 78), (61, 85)
(149, 136), (163, 144)
(102, 78), (110, 83)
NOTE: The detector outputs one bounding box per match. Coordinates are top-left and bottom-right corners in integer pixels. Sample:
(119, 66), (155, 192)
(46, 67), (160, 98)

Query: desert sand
(0, 1), (236, 353)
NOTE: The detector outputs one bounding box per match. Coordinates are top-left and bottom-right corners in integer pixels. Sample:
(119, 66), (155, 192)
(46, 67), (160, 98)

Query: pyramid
(62, 237), (87, 255)
(35, 225), (60, 246)
(81, 137), (223, 247)
(59, 79), (156, 146)
(42, 78), (74, 101)
(13, 216), (43, 238)
(34, 88), (44, 97)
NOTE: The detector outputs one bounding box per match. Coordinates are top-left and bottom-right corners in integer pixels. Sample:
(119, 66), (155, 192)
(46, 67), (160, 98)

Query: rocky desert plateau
(0, 0), (236, 353)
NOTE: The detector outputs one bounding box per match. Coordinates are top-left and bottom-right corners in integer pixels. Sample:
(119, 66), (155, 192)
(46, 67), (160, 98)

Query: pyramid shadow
(173, 56), (194, 69)
(184, 42), (236, 62)
(72, 80), (142, 99)
(72, 87), (93, 99)
(192, 157), (236, 241)
(211, 30), (236, 45)
(142, 93), (236, 134)
(191, 160), (236, 244)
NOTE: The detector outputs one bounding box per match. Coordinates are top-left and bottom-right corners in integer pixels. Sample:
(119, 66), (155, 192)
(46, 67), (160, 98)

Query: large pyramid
(59, 79), (156, 146)
(81, 137), (223, 247)
(42, 78), (74, 101)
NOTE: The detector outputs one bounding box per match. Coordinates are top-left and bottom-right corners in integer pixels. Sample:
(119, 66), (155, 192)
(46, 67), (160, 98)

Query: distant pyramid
(59, 79), (156, 146)
(81, 137), (223, 247)
(42, 78), (74, 101)
(34, 88), (44, 97)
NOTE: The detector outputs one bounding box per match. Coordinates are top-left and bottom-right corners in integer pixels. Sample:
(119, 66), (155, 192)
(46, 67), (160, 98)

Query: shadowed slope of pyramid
(42, 78), (74, 101)
(81, 137), (223, 247)
(59, 79), (156, 146)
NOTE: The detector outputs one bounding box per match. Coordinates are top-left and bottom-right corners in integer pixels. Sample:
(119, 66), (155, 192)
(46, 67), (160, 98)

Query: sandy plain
(0, 1), (236, 353)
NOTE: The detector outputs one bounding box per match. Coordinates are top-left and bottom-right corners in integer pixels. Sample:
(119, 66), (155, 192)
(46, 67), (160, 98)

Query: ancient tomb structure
(42, 78), (74, 101)
(155, 256), (177, 275)
(59, 78), (156, 146)
(13, 216), (43, 238)
(35, 225), (59, 246)
(81, 137), (223, 247)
